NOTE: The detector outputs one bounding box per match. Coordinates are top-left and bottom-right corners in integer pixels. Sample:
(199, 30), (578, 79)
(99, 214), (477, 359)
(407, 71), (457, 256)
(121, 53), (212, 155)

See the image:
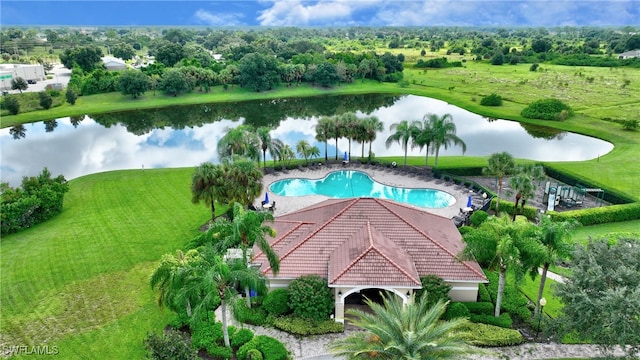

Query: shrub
(443, 302), (470, 320)
(65, 89), (77, 105)
(484, 271), (529, 321)
(272, 316), (344, 335)
(38, 91), (53, 109)
(521, 98), (573, 121)
(458, 323), (524, 346)
(478, 283), (492, 303)
(622, 119), (639, 131)
(231, 328), (254, 349)
(462, 302), (494, 315)
(458, 225), (474, 235)
(190, 321), (223, 350)
(469, 210), (489, 226)
(2, 95), (20, 115)
(414, 275), (452, 306)
(263, 289), (291, 317)
(205, 344), (233, 360)
(233, 298), (268, 326)
(288, 275), (334, 321)
(143, 330), (198, 360)
(530, 63), (539, 72)
(470, 313), (514, 328)
(480, 93), (503, 106)
(237, 335), (289, 360)
(246, 349), (263, 360)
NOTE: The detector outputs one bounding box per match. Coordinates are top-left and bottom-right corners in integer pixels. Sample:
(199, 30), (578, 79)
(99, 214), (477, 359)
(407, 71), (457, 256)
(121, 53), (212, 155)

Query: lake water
(0, 94), (613, 187)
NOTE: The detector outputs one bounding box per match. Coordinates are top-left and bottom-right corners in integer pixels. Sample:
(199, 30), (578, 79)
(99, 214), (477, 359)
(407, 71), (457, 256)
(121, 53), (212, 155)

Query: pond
(0, 94), (613, 186)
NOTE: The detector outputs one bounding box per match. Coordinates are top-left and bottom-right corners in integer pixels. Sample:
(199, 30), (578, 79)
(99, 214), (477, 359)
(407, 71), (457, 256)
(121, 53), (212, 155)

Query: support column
(334, 288), (345, 323)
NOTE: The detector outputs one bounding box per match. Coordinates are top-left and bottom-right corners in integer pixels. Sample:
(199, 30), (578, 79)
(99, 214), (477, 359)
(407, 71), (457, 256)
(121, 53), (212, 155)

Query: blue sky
(1, 1), (639, 27)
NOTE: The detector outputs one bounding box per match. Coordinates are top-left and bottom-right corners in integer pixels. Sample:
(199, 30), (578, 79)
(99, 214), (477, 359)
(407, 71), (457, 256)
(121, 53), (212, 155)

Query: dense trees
(555, 238), (640, 358)
(111, 42), (136, 60)
(238, 53), (281, 92)
(59, 45), (103, 72)
(1, 168), (70, 235)
(117, 70), (149, 98)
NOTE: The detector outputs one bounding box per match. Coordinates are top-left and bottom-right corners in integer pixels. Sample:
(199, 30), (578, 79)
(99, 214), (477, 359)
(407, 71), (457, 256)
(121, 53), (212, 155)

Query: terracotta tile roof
(253, 198), (486, 285)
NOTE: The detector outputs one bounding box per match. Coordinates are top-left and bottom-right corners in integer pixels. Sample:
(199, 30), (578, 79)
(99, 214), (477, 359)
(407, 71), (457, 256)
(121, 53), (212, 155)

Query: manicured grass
(570, 219), (640, 244)
(518, 276), (563, 319)
(0, 168), (211, 358)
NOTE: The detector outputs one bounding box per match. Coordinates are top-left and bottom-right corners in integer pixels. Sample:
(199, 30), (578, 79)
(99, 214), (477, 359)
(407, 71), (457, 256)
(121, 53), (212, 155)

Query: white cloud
(258, 0), (374, 26)
(194, 9), (245, 26)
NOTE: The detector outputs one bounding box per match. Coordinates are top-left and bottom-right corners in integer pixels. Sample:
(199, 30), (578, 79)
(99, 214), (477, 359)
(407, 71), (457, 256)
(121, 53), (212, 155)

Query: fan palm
(534, 217), (578, 316)
(385, 120), (419, 166)
(217, 125), (260, 162)
(430, 113), (466, 167)
(191, 162), (225, 222)
(483, 152), (516, 215)
(329, 292), (475, 359)
(314, 116), (332, 161)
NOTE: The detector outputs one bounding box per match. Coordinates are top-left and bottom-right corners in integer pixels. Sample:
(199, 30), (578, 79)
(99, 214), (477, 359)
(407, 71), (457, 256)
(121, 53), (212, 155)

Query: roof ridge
(370, 242), (421, 286)
(263, 198), (360, 275)
(375, 198), (486, 279)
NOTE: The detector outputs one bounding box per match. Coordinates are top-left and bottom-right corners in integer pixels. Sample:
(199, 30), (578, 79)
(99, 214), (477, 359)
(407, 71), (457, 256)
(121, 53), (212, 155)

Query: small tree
(144, 329), (198, 360)
(622, 119), (639, 131)
(3, 95), (20, 115)
(38, 91), (53, 109)
(118, 70), (150, 99)
(65, 88), (77, 105)
(11, 77), (28, 93)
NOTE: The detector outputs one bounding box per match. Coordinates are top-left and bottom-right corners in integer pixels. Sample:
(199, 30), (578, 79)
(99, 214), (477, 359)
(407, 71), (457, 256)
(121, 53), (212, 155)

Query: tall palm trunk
(335, 138), (339, 160)
(512, 193), (521, 221)
(434, 147), (441, 167)
(368, 141), (372, 160)
(361, 142), (365, 158)
(220, 299), (230, 348)
(403, 147), (408, 166)
(535, 263), (550, 316)
(495, 268), (506, 317)
(325, 141), (328, 161)
(496, 177), (503, 214)
(210, 200), (216, 221)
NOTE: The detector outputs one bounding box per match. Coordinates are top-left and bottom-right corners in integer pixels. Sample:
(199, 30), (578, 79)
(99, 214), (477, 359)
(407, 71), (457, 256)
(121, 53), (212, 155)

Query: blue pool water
(268, 170), (456, 209)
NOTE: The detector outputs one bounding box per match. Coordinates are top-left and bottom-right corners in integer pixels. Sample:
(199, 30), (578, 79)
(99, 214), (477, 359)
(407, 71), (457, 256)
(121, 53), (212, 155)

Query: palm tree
(217, 125), (260, 162)
(256, 126), (284, 168)
(483, 152), (516, 215)
(150, 249), (201, 317)
(206, 202), (279, 307)
(221, 160), (264, 208)
(534, 217), (578, 316)
(430, 113), (466, 167)
(518, 164), (546, 211)
(385, 120), (418, 167)
(340, 112), (359, 160)
(460, 215), (544, 317)
(191, 162), (225, 222)
(508, 172), (535, 221)
(329, 292), (475, 359)
(185, 247), (265, 348)
(295, 139), (312, 165)
(9, 124), (26, 139)
(412, 113), (436, 168)
(314, 116), (331, 161)
(363, 116), (384, 160)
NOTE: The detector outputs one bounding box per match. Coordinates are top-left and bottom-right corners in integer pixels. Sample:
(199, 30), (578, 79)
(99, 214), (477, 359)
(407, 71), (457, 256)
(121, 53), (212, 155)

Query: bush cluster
(470, 313), (514, 328)
(414, 275), (452, 306)
(443, 302), (470, 320)
(272, 316), (344, 335)
(237, 335), (289, 360)
(233, 298), (268, 326)
(288, 275), (334, 321)
(414, 57), (463, 68)
(520, 98), (573, 121)
(458, 323), (524, 347)
(461, 301), (494, 315)
(480, 93), (503, 106)
(484, 271), (531, 322)
(144, 329), (198, 360)
(1, 168), (69, 235)
(262, 289), (291, 317)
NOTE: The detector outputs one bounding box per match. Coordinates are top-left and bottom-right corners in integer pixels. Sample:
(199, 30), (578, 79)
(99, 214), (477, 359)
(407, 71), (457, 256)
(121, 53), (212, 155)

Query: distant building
(0, 64), (46, 90)
(101, 56), (127, 71)
(618, 49), (640, 59)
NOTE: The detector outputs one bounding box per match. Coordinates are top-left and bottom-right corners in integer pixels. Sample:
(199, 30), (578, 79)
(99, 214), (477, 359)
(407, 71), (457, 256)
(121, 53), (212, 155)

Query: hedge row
(461, 302), (494, 315)
(490, 198), (539, 221)
(470, 313), (514, 328)
(458, 323), (524, 347)
(548, 202), (640, 226)
(272, 316), (344, 335)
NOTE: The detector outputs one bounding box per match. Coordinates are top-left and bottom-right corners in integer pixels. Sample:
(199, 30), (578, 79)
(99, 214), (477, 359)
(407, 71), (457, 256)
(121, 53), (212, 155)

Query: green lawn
(571, 219), (640, 244)
(0, 168), (211, 359)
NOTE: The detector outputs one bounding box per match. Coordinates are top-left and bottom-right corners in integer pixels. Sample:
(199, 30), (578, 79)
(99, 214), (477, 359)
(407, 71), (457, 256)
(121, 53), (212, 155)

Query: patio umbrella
(466, 195), (472, 208)
(343, 151), (348, 161)
(264, 192), (269, 204)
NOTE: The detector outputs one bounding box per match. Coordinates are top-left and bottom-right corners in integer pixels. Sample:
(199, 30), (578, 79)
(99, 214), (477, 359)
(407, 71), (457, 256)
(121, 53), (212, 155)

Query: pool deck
(258, 163), (475, 220)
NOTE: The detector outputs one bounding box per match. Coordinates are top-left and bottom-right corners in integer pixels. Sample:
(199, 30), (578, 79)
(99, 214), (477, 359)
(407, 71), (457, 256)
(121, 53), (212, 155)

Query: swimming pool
(268, 170), (456, 209)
